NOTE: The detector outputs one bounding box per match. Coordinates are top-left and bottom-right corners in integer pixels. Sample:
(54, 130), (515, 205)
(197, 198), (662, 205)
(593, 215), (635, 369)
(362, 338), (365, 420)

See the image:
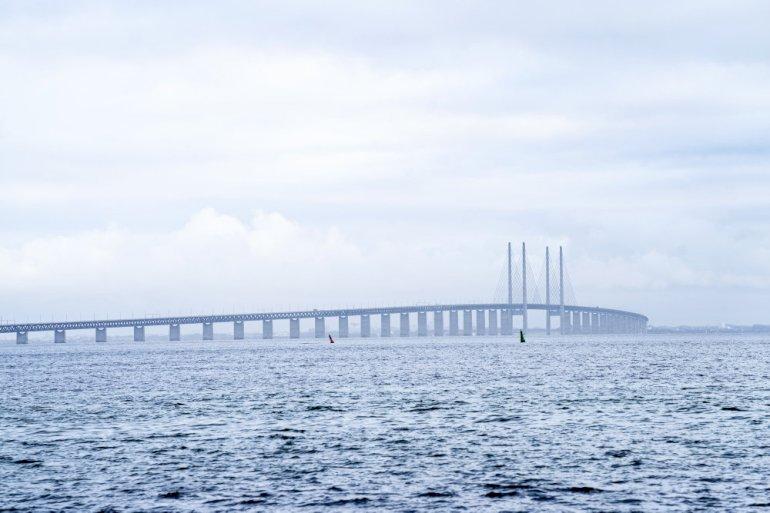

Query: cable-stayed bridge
(2, 244), (648, 344)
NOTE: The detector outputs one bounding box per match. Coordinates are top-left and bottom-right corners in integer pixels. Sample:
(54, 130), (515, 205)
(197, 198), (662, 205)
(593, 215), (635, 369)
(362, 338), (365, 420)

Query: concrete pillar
(433, 311), (444, 336)
(338, 316), (349, 338)
(202, 322), (213, 341)
(16, 331), (28, 344)
(488, 310), (498, 335)
(360, 315), (371, 337)
(95, 327), (107, 343)
(263, 319), (274, 339)
(134, 326), (145, 342)
(559, 246), (565, 334)
(290, 318), (300, 339)
(522, 242), (528, 332)
(545, 246), (551, 336)
(418, 312), (428, 336)
(234, 321), (244, 340)
(476, 310), (486, 335)
(463, 310), (472, 336)
(501, 309), (513, 335)
(314, 317), (325, 339)
(399, 312), (410, 337)
(582, 312), (590, 332)
(449, 311), (459, 336)
(380, 314), (390, 337)
(169, 324), (181, 341)
(591, 313), (599, 334)
(572, 312), (581, 333)
(54, 329), (66, 343)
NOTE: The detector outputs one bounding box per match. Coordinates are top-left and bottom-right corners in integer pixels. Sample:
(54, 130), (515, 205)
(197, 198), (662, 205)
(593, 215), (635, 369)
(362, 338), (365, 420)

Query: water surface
(1, 334), (769, 511)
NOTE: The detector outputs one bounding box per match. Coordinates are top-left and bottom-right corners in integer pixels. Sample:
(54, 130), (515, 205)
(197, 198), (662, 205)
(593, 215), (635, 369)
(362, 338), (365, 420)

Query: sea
(1, 333), (768, 511)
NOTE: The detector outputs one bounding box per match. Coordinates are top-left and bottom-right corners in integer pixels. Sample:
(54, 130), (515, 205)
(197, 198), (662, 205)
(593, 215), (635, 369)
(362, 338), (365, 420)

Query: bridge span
(2, 243), (649, 344)
(3, 303), (647, 344)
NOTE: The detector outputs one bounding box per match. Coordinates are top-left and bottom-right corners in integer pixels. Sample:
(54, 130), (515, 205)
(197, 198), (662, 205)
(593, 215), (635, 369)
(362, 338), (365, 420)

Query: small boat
(328, 334), (335, 344)
(519, 330), (526, 343)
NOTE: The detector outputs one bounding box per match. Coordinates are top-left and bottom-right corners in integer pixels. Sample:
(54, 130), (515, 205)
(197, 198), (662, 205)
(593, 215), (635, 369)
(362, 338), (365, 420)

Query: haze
(1, 1), (769, 326)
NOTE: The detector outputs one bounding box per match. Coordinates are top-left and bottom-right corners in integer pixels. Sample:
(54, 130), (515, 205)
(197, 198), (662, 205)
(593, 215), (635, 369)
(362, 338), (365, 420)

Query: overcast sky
(1, 1), (769, 326)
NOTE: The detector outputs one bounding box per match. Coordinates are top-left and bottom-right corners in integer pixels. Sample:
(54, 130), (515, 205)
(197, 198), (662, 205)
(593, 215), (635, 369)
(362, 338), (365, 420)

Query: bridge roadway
(3, 303), (648, 343)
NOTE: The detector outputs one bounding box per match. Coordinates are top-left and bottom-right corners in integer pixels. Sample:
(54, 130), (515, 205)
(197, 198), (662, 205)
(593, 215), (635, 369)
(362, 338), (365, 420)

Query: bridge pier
(360, 315), (370, 337)
(338, 316), (349, 338)
(234, 321), (244, 340)
(263, 320), (274, 339)
(572, 311), (581, 333)
(380, 314), (390, 337)
(418, 312), (428, 336)
(562, 311), (571, 334)
(134, 326), (145, 342)
(202, 322), (213, 341)
(400, 313), (410, 337)
(290, 318), (300, 338)
(582, 312), (590, 333)
(16, 331), (28, 344)
(449, 311), (459, 336)
(314, 317), (325, 338)
(591, 312), (599, 333)
(170, 324), (181, 341)
(433, 311), (444, 336)
(95, 327), (107, 343)
(501, 309), (513, 335)
(463, 310), (472, 336)
(54, 329), (66, 343)
(475, 310), (485, 335)
(488, 309), (498, 335)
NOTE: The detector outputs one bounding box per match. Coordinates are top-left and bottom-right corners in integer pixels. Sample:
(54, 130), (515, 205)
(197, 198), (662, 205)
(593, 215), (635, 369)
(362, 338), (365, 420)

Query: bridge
(2, 244), (648, 344)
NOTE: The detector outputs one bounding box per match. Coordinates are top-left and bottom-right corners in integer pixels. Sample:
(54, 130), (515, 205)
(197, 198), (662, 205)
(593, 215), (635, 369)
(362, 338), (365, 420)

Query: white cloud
(0, 1), (769, 325)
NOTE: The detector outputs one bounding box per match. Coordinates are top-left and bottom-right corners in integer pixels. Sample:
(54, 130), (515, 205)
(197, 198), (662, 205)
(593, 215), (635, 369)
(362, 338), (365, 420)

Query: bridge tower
(507, 242), (513, 305)
(545, 246), (551, 335)
(502, 241), (513, 335)
(559, 246), (565, 335)
(522, 242), (528, 333)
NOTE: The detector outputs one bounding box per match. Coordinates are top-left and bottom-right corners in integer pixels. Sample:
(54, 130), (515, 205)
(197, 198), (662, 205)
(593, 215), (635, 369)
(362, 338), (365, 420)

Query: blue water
(1, 334), (769, 511)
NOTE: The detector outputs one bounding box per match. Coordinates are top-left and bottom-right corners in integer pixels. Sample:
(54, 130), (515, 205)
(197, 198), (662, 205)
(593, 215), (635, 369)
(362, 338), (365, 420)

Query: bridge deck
(1, 303), (647, 333)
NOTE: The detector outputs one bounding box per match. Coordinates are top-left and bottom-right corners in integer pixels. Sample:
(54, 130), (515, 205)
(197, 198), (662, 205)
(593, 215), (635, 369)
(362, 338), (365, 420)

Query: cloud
(0, 1), (769, 325)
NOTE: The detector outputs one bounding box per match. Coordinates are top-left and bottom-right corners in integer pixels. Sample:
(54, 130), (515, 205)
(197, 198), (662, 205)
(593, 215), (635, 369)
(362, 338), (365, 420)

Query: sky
(1, 1), (769, 326)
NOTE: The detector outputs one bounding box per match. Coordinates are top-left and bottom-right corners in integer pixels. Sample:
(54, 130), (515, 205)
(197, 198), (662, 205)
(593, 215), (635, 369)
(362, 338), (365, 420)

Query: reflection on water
(1, 334), (769, 511)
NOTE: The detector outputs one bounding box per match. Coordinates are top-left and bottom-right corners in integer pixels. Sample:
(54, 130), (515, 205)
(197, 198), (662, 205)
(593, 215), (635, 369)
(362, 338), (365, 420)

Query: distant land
(648, 324), (770, 334)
